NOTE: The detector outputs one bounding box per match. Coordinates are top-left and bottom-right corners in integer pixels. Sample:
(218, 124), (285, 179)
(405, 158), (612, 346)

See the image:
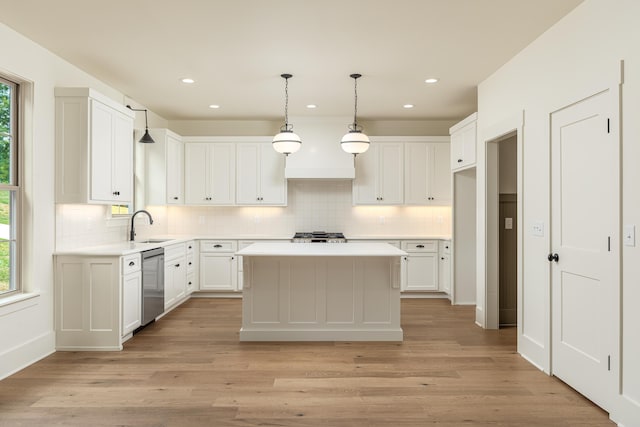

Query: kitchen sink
(137, 239), (172, 244)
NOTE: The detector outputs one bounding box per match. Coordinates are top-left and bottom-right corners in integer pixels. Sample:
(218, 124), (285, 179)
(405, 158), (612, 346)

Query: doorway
(485, 125), (522, 331)
(498, 136), (517, 326)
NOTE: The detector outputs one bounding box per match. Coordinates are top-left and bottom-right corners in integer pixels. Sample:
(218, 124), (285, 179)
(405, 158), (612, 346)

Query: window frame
(0, 75), (21, 298)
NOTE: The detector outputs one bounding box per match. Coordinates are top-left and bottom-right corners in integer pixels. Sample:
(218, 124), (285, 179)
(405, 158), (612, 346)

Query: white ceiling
(0, 0), (583, 121)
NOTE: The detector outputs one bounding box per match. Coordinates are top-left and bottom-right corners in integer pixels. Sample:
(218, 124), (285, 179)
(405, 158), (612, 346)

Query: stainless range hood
(285, 117), (355, 179)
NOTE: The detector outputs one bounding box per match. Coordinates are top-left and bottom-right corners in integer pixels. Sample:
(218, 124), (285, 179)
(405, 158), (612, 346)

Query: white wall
(476, 1), (640, 424)
(0, 22), (140, 380)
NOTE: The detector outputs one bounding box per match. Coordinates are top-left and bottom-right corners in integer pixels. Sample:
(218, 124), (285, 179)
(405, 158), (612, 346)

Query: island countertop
(236, 242), (407, 257)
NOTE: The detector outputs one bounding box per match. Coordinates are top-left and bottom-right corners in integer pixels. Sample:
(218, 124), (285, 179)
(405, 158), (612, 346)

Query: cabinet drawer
(200, 240), (237, 253)
(165, 242), (186, 261)
(401, 241), (437, 252)
(122, 253), (141, 275)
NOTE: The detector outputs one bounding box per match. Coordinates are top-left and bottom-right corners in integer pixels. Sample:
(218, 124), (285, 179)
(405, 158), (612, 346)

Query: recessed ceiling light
(403, 104), (414, 109)
(424, 78), (439, 84)
(306, 104), (317, 109)
(209, 104), (220, 109)
(181, 78), (195, 84)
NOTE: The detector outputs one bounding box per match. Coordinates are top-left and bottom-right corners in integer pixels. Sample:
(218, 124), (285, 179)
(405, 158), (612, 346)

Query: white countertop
(54, 234), (449, 256)
(236, 242), (407, 257)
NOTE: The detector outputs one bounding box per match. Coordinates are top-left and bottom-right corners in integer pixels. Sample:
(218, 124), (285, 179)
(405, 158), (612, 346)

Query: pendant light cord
(284, 76), (289, 128)
(353, 76), (358, 129)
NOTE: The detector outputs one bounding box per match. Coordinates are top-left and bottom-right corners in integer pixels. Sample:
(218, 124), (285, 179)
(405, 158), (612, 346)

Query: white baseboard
(0, 331), (55, 381)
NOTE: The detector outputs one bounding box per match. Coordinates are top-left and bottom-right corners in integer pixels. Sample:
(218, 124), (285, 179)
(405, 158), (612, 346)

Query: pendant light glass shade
(341, 129), (370, 154)
(273, 74), (302, 156)
(272, 129), (302, 155)
(126, 105), (156, 143)
(341, 73), (369, 155)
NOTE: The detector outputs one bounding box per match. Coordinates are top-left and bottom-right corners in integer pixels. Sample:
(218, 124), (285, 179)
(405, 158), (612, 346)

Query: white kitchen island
(236, 242), (407, 341)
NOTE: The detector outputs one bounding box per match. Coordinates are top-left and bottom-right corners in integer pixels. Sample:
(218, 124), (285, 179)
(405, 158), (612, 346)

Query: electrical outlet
(532, 221), (544, 237)
(379, 216), (386, 225)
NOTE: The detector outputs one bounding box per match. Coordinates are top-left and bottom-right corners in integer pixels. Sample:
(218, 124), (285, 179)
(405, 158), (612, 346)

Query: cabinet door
(184, 143), (209, 204)
(404, 143), (430, 205)
(166, 135), (184, 204)
(259, 144), (286, 205)
(236, 144), (261, 204)
(200, 254), (238, 291)
(353, 146), (378, 204)
(461, 121), (477, 167)
(378, 143), (404, 204)
(122, 271), (142, 336)
(429, 143), (451, 205)
(111, 110), (134, 203)
(403, 253), (438, 291)
(450, 131), (465, 170)
(439, 254), (450, 294)
(210, 143), (235, 204)
(164, 257), (186, 309)
(90, 100), (115, 202)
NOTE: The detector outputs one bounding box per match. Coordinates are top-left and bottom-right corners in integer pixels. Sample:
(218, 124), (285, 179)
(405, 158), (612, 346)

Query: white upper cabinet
(450, 112), (477, 171)
(353, 142), (404, 205)
(404, 139), (451, 206)
(146, 129), (184, 205)
(184, 141), (236, 205)
(236, 142), (286, 205)
(55, 87), (135, 204)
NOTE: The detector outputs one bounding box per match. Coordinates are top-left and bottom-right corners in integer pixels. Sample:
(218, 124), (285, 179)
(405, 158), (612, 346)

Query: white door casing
(550, 88), (619, 411)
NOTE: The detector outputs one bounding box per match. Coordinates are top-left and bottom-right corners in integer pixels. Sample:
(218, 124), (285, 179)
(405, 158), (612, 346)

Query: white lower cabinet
(199, 240), (239, 292)
(186, 241), (197, 293)
(164, 243), (187, 310)
(438, 241), (451, 294)
(401, 241), (439, 291)
(54, 254), (138, 351)
(122, 253), (142, 337)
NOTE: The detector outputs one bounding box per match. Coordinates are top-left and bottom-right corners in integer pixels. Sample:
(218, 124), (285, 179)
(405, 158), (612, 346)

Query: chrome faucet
(130, 210), (154, 241)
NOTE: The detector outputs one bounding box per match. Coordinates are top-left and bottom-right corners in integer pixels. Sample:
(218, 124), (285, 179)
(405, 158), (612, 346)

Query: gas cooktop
(292, 231), (347, 243)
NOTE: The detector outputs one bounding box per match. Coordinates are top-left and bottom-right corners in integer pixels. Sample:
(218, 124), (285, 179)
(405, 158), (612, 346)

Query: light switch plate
(624, 225), (635, 247)
(505, 218), (513, 230)
(532, 221), (544, 237)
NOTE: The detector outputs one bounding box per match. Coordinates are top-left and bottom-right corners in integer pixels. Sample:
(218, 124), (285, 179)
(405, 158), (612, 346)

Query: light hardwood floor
(0, 298), (613, 426)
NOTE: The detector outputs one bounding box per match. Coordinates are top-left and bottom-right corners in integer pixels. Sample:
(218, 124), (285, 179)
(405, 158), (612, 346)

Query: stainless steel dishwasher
(140, 247), (165, 327)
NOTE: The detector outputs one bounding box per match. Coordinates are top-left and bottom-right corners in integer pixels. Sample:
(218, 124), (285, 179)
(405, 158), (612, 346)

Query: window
(0, 76), (19, 297)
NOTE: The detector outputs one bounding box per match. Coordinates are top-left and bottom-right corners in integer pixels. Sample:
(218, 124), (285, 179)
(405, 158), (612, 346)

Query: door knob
(547, 253), (559, 262)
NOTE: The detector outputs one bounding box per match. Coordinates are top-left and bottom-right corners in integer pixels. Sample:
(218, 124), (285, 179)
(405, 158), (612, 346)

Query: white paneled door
(550, 89), (619, 411)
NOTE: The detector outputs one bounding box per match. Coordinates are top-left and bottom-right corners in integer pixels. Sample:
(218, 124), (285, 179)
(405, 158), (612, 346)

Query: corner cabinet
(450, 112), (477, 172)
(146, 129), (184, 205)
(184, 140), (236, 205)
(236, 141), (287, 205)
(55, 87), (135, 204)
(404, 138), (451, 206)
(353, 142), (404, 205)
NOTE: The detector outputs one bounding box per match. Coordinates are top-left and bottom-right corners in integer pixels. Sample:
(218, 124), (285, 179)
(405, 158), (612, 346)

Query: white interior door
(550, 89), (619, 410)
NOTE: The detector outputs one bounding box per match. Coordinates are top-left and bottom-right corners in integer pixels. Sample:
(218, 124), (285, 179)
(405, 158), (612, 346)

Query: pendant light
(126, 105), (156, 143)
(272, 73), (302, 156)
(341, 73), (370, 155)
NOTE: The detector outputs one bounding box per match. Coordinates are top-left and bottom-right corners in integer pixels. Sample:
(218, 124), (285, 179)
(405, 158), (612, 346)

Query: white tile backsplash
(56, 182), (451, 250)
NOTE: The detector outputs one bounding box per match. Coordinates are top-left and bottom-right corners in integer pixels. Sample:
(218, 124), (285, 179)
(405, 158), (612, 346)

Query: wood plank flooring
(0, 298), (613, 426)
